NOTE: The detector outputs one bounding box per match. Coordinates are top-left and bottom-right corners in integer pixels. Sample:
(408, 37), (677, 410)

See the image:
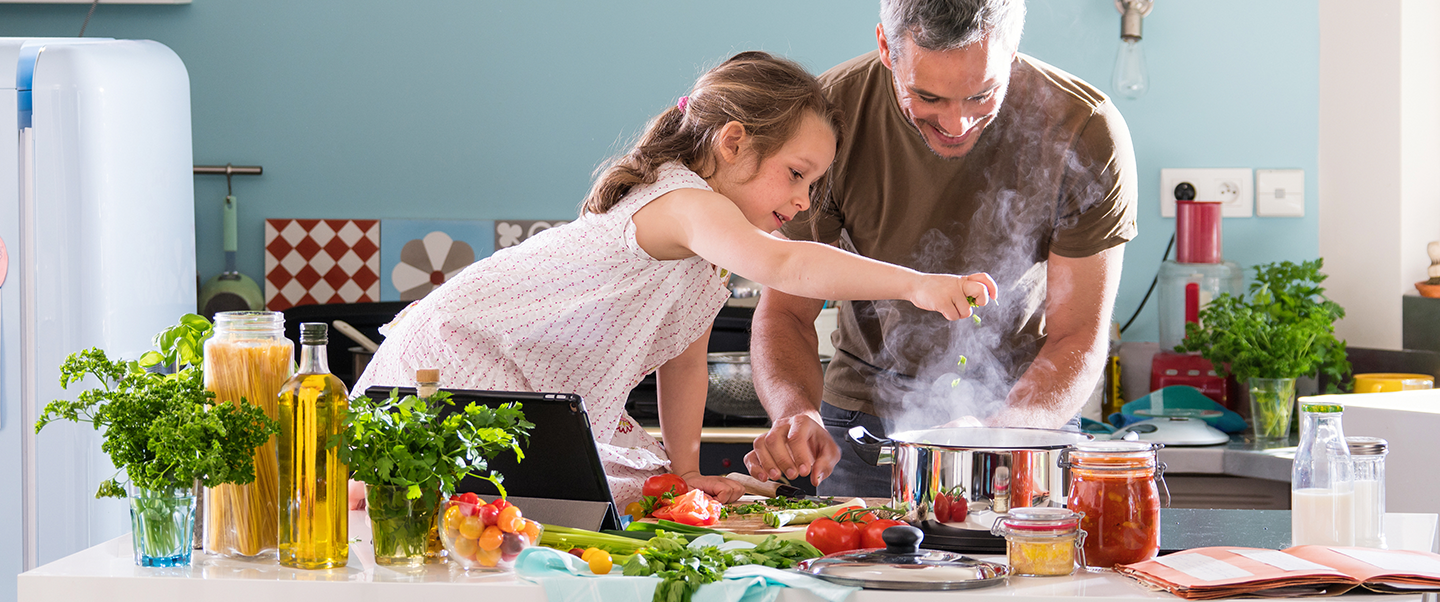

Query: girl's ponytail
(582, 51), (841, 214)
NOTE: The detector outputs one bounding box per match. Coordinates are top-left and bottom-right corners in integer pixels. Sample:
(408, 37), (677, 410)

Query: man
(745, 0), (1137, 497)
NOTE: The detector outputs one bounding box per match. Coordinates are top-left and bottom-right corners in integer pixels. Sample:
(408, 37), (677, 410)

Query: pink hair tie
(677, 96), (689, 113)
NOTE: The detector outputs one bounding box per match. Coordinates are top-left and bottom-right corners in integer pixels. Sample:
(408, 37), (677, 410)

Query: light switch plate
(1160, 168), (1254, 218)
(1255, 169), (1305, 217)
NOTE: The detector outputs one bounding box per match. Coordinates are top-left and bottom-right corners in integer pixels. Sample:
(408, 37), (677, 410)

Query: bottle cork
(416, 368), (440, 398)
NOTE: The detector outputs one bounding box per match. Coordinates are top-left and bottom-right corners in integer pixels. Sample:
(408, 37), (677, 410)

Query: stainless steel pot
(848, 425), (1093, 552)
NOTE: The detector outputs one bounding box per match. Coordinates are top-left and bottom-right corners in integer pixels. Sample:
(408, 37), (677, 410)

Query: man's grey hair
(880, 0), (1027, 60)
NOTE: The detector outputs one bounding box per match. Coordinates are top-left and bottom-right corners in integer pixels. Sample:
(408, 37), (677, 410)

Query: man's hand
(744, 412), (841, 486)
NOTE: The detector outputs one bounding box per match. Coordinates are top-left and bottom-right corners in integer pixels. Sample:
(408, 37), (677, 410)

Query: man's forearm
(751, 291), (827, 419)
(995, 331), (1106, 428)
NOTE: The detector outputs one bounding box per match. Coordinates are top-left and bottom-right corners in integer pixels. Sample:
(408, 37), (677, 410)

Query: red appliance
(1153, 196), (1237, 410)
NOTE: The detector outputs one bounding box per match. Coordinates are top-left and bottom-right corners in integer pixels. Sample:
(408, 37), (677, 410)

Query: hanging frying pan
(198, 194), (264, 318)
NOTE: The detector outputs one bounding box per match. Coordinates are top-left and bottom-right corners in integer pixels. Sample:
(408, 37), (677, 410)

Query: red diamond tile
(293, 265), (322, 288)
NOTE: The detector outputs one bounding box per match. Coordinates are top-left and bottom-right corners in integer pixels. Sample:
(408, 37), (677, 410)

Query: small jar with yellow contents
(991, 507), (1085, 577)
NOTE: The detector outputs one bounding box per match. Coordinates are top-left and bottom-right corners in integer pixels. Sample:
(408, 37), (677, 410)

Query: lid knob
(882, 524), (923, 555)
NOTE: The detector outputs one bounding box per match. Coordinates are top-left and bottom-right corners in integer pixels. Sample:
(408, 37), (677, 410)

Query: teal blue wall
(0, 0), (1320, 344)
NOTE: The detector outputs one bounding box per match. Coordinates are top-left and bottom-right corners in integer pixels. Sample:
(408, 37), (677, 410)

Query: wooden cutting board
(710, 497), (891, 535)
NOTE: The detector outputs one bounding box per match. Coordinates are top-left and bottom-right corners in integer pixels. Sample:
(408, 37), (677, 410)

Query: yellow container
(1352, 373), (1434, 393)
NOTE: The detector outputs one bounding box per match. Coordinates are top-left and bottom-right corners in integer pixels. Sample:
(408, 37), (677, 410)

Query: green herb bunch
(622, 532), (822, 602)
(35, 314), (279, 498)
(336, 388), (533, 500)
(1175, 259), (1351, 385)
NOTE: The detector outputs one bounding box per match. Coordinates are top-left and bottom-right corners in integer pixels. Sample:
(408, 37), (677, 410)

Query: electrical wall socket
(1159, 168), (1254, 218)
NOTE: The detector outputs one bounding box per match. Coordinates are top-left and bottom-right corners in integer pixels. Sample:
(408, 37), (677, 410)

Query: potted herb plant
(35, 314), (278, 566)
(337, 387), (532, 567)
(1175, 259), (1351, 441)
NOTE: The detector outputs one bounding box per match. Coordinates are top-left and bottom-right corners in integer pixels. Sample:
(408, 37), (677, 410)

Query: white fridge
(0, 38), (196, 600)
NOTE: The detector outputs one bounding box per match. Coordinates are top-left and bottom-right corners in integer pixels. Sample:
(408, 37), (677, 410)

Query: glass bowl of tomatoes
(439, 493), (543, 570)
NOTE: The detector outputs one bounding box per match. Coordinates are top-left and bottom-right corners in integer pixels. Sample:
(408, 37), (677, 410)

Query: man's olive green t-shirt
(780, 51), (1137, 419)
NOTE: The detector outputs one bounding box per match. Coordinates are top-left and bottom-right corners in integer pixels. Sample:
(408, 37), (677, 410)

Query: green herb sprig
(336, 388), (534, 499)
(1175, 259), (1351, 386)
(622, 532), (822, 602)
(35, 314), (278, 498)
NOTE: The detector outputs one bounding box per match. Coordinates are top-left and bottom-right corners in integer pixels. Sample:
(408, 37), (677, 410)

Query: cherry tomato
(949, 494), (968, 522)
(860, 519), (907, 549)
(521, 519), (542, 543)
(479, 525), (504, 551)
(500, 532), (527, 561)
(935, 493), (951, 523)
(624, 501), (646, 518)
(642, 474), (690, 498)
(806, 517), (860, 555)
(587, 549), (613, 574)
(490, 498), (513, 512)
(453, 536), (478, 560)
(569, 548), (585, 558)
(667, 489), (723, 526)
(442, 504), (463, 530)
(475, 544), (502, 567)
(456, 492), (480, 515)
(458, 514), (483, 539)
(498, 505), (525, 533)
(478, 503), (500, 526)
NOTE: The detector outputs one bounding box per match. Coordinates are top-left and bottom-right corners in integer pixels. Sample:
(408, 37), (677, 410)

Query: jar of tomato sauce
(1062, 441), (1165, 569)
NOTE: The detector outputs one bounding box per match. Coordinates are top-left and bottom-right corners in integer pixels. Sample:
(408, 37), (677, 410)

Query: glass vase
(1248, 377), (1298, 442)
(129, 482), (196, 567)
(366, 485), (439, 568)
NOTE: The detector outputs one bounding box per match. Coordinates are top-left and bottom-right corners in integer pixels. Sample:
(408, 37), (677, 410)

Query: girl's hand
(348, 479), (367, 510)
(909, 272), (999, 321)
(679, 472), (746, 504)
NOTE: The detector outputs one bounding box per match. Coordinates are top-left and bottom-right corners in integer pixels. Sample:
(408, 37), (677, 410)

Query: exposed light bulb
(1112, 0), (1153, 100)
(1113, 37), (1148, 99)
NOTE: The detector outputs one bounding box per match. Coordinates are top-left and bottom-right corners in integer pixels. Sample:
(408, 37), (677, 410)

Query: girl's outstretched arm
(655, 325), (745, 503)
(633, 187), (998, 319)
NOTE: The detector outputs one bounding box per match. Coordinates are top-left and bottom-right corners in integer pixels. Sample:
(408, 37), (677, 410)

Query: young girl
(354, 51), (996, 506)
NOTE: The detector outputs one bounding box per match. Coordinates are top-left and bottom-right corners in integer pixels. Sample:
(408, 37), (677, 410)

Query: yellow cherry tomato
(624, 502), (646, 518)
(479, 525), (504, 551)
(458, 514), (483, 540)
(443, 504), (463, 529)
(587, 550), (613, 575)
(453, 536), (478, 560)
(475, 544), (501, 567)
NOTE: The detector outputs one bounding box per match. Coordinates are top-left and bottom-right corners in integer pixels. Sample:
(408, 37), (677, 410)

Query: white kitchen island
(19, 511), (1439, 602)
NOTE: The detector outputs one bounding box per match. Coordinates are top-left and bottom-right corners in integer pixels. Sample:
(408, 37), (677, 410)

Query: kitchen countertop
(20, 511), (1438, 602)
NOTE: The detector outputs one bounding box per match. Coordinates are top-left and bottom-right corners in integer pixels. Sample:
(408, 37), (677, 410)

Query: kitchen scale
(1111, 416), (1230, 446)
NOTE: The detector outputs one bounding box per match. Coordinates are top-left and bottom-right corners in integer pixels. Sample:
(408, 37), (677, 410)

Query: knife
(725, 472), (835, 504)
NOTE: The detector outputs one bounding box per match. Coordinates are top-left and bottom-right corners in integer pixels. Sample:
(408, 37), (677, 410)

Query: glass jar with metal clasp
(990, 507), (1086, 576)
(1060, 441), (1168, 569)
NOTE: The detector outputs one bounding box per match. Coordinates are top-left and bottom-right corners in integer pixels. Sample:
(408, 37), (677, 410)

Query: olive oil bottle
(277, 322), (349, 569)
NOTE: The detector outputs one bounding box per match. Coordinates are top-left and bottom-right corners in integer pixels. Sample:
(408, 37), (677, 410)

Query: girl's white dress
(354, 162), (731, 505)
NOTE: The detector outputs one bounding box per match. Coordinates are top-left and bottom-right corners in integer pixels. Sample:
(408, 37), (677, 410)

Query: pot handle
(846, 426), (895, 466)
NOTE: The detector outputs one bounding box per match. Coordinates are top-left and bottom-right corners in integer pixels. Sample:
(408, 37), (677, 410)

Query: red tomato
(651, 505), (674, 521)
(478, 503), (500, 526)
(934, 494), (951, 523)
(860, 519), (907, 549)
(457, 492), (480, 506)
(806, 517), (861, 555)
(642, 474), (690, 499)
(490, 498), (512, 512)
(948, 493), (968, 522)
(667, 489), (722, 527)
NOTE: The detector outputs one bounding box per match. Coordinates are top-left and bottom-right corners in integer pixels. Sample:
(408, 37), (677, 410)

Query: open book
(1116, 546), (1440, 599)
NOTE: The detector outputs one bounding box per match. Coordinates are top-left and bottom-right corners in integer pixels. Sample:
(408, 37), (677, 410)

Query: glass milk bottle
(1347, 437), (1388, 548)
(1291, 400), (1354, 546)
(277, 323), (350, 568)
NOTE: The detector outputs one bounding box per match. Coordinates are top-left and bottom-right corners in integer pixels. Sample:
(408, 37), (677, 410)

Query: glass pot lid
(796, 525), (1009, 590)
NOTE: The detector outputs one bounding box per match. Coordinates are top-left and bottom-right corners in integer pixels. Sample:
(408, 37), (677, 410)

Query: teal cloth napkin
(1109, 385), (1248, 434)
(514, 546), (857, 602)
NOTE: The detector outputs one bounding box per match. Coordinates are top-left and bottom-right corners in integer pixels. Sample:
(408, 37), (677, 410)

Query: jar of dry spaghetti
(203, 311), (292, 558)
